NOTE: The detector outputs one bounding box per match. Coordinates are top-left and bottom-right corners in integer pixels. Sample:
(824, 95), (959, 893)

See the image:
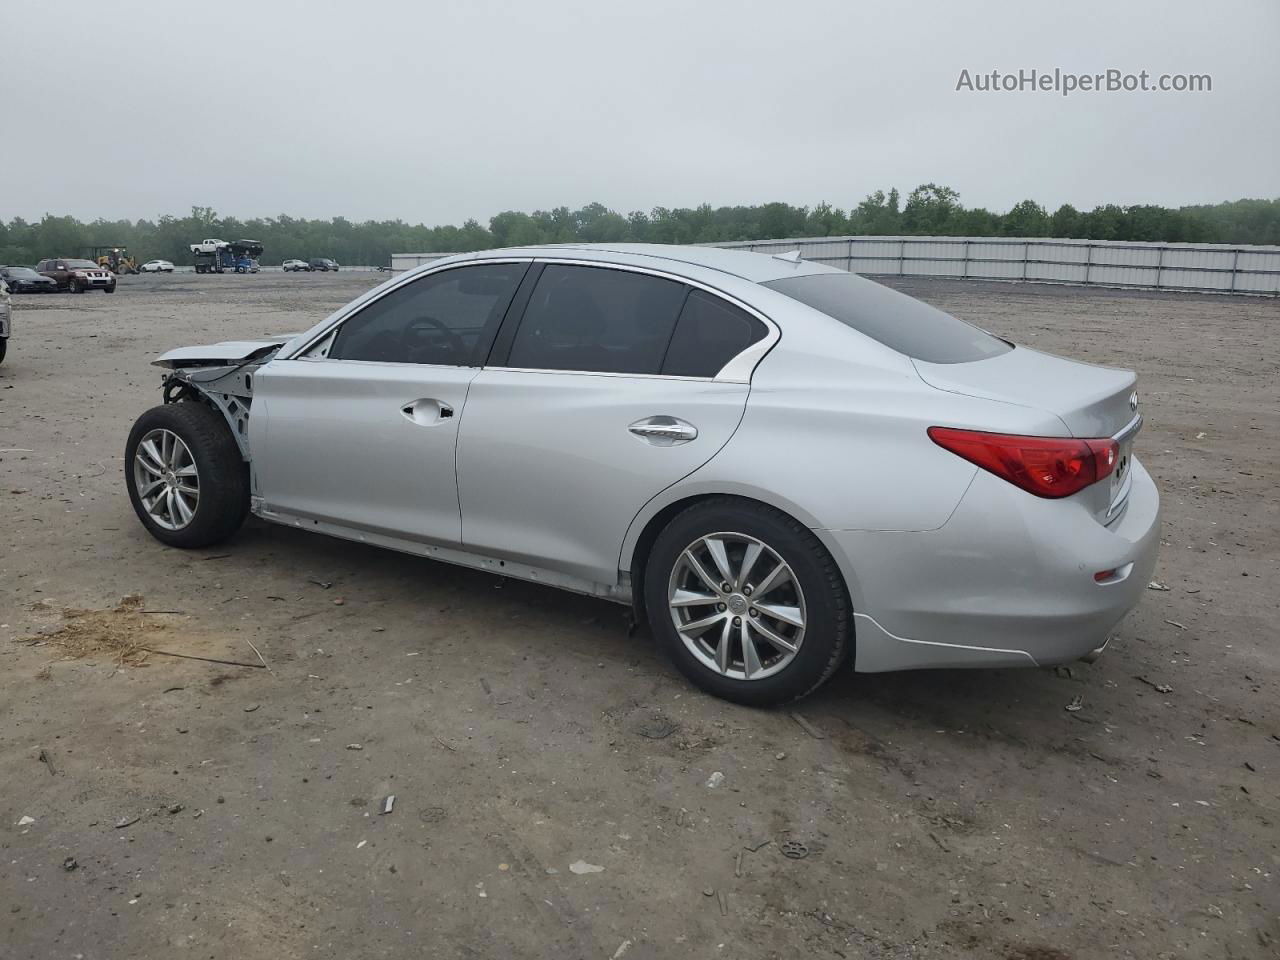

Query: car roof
(464, 243), (840, 284)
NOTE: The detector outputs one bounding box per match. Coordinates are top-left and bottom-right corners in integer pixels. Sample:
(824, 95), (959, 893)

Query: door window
(329, 262), (527, 366)
(506, 265), (688, 375)
(660, 289), (767, 377)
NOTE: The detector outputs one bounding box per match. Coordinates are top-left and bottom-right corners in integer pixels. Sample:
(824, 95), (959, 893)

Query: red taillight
(928, 427), (1118, 499)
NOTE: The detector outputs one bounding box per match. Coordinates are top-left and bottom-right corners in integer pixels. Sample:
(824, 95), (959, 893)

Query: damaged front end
(153, 337), (296, 459)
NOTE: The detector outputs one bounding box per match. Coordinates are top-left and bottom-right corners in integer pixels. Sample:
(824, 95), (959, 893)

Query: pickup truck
(190, 239), (229, 254)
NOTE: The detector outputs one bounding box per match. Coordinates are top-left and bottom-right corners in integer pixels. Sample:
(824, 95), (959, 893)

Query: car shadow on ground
(213, 517), (1071, 753)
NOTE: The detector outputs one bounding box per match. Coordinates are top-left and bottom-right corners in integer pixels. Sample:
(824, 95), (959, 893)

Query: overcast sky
(3, 0), (1276, 225)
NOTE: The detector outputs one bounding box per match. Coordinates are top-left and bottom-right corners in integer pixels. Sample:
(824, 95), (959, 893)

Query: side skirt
(253, 499), (632, 605)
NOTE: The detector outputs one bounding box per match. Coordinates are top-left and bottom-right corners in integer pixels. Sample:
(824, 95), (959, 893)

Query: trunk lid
(912, 346), (1137, 438)
(914, 346), (1141, 524)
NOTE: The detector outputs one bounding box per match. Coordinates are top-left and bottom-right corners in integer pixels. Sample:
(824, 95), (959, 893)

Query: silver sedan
(124, 244), (1160, 705)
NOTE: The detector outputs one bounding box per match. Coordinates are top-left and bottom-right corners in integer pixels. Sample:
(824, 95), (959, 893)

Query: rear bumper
(826, 457), (1161, 671)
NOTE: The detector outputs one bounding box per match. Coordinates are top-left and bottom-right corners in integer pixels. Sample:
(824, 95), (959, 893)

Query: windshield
(763, 272), (1012, 364)
(5, 267), (40, 278)
(67, 259), (99, 269)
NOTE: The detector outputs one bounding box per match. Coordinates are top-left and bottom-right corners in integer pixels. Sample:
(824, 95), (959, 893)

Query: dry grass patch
(24, 594), (175, 667)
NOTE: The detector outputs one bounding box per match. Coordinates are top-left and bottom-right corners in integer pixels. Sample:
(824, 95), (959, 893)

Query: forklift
(84, 246), (140, 275)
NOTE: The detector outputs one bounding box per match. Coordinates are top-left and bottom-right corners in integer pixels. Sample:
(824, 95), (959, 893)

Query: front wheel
(644, 498), (852, 706)
(68, 279), (81, 293)
(125, 402), (249, 548)
(104, 285), (115, 294)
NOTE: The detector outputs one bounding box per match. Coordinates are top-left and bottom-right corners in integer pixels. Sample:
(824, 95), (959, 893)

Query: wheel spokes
(736, 541), (763, 590)
(133, 428), (200, 531)
(668, 531), (807, 682)
(740, 620), (763, 678)
(671, 588), (718, 608)
(678, 611), (728, 636)
(715, 618), (732, 673)
(682, 550), (722, 594)
(749, 617), (799, 654)
(703, 537), (735, 588)
(754, 602), (804, 629)
(137, 439), (165, 476)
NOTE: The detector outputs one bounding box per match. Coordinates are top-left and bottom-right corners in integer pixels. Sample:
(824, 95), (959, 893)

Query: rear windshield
(764, 273), (1011, 363)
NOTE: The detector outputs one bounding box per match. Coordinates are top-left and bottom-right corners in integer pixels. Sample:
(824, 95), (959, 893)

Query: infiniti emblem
(1129, 391), (1139, 412)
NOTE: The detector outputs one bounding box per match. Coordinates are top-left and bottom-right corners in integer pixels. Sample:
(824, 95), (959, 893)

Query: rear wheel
(125, 402), (249, 548)
(644, 498), (851, 706)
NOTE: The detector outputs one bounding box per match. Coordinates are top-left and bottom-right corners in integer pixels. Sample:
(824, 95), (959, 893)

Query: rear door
(251, 261), (528, 543)
(456, 262), (769, 585)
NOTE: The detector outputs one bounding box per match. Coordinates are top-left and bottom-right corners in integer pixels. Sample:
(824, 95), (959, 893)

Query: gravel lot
(1, 271), (1277, 959)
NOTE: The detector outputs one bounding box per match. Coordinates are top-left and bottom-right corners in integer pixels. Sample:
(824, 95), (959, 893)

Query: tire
(0, 338), (7, 364)
(125, 402), (249, 548)
(643, 497), (851, 706)
(104, 285), (116, 294)
(68, 279), (81, 294)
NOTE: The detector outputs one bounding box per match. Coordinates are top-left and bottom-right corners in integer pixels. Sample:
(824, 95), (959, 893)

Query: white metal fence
(390, 252), (463, 272)
(391, 237), (1280, 295)
(711, 236), (1280, 295)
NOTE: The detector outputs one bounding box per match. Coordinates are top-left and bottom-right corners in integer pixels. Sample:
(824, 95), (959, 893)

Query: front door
(251, 261), (529, 544)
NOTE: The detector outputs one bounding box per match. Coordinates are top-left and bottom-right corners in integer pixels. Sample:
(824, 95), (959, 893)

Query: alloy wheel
(133, 428), (200, 530)
(667, 532), (807, 681)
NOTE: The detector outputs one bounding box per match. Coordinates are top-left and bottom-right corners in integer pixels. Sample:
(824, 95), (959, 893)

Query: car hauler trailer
(192, 239), (264, 274)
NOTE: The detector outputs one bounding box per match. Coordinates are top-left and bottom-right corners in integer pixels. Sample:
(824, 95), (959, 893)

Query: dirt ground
(1, 271), (1277, 960)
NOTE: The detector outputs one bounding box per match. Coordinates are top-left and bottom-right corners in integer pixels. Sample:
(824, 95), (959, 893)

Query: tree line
(1, 189), (1277, 268)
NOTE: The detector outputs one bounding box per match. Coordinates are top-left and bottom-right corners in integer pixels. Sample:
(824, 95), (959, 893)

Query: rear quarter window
(661, 290), (766, 378)
(764, 272), (1011, 364)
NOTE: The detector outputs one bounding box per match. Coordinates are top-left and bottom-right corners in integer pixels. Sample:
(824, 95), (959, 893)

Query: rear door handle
(401, 398), (454, 425)
(628, 416), (698, 445)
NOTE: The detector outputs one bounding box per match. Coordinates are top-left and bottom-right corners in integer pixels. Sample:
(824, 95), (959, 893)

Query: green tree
(902, 184), (961, 234)
(1002, 200), (1050, 237)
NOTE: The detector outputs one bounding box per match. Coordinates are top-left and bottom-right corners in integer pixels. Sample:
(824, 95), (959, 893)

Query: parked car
(123, 244), (1159, 705)
(307, 258), (339, 272)
(36, 258), (116, 293)
(0, 265), (58, 293)
(190, 239), (229, 254)
(283, 259), (311, 272)
(0, 278), (9, 363)
(140, 260), (175, 273)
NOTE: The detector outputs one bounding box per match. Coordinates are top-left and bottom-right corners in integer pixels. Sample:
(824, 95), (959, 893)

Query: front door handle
(628, 416), (698, 446)
(401, 398), (454, 425)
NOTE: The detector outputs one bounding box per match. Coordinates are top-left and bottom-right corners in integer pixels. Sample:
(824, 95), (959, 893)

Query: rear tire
(125, 402), (249, 548)
(643, 497), (851, 706)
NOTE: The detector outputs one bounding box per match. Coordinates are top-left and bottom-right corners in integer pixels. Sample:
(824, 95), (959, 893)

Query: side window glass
(329, 263), (526, 365)
(661, 290), (767, 378)
(507, 265), (687, 375)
